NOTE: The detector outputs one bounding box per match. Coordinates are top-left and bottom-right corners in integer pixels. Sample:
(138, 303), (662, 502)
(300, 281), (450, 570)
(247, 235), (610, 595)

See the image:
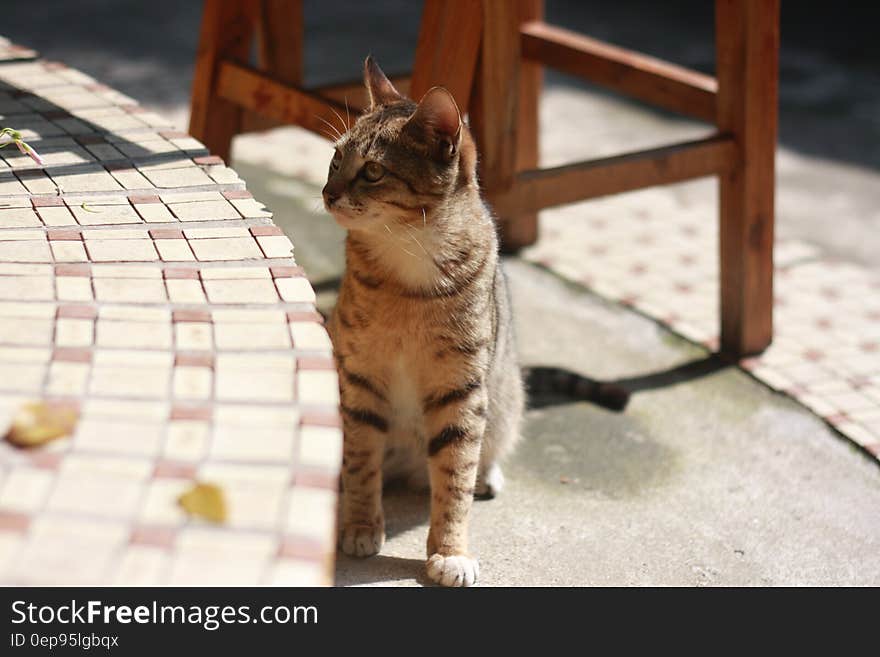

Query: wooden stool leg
(508, 0), (543, 250)
(242, 0), (304, 133)
(189, 0), (259, 161)
(715, 0), (779, 356)
(410, 0), (483, 107)
(469, 1), (521, 248)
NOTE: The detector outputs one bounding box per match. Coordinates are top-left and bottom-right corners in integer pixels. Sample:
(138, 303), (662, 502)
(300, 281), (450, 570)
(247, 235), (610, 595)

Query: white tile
(298, 425), (342, 471)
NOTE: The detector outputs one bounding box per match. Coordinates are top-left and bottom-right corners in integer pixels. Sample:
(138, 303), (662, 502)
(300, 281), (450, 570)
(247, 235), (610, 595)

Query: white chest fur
(387, 353), (424, 441)
(382, 353), (430, 483)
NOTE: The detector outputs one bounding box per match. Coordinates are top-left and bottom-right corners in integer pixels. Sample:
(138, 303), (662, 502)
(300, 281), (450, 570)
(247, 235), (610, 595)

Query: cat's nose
(322, 186), (340, 207)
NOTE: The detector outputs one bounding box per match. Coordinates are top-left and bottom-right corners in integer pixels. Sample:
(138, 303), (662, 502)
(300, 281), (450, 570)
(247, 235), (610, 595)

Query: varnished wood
(521, 20), (717, 122)
(492, 135), (737, 216)
(256, 0), (302, 83)
(410, 0), (482, 108)
(243, 0), (304, 133)
(240, 76), (412, 135)
(189, 0), (259, 161)
(716, 0), (779, 356)
(502, 0), (544, 250)
(470, 2), (521, 201)
(216, 62), (349, 140)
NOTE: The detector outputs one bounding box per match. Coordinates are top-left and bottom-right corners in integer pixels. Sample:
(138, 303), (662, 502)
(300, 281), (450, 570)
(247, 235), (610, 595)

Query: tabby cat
(324, 58), (627, 587)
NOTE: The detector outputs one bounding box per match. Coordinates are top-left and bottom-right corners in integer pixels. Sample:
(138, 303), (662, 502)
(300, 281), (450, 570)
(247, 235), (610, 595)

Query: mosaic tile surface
(0, 37), (36, 63)
(521, 182), (880, 463)
(0, 51), (339, 585)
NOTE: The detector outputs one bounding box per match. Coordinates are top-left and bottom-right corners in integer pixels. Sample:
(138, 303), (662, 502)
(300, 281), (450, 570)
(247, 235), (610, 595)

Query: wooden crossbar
(216, 61), (350, 139)
(314, 75), (412, 112)
(521, 21), (718, 122)
(226, 66), (413, 137)
(491, 134), (737, 216)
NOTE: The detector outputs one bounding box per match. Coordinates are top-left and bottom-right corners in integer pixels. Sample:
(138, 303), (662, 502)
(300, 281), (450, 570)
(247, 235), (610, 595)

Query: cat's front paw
(340, 522), (385, 557)
(426, 553), (479, 587)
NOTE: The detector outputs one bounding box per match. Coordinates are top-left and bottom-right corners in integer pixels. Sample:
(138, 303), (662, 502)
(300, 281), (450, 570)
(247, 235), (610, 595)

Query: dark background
(4, 0), (879, 169)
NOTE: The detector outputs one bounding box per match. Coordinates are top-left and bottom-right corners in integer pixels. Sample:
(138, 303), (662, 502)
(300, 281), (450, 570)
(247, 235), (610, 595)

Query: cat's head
(322, 57), (477, 230)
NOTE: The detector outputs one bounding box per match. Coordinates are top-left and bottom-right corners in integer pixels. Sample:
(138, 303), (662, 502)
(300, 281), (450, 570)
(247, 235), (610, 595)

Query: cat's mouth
(325, 204), (361, 229)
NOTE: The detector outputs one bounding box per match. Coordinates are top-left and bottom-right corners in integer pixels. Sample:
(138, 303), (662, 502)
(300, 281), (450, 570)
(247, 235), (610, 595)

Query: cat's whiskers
(330, 106), (349, 137)
(344, 96), (352, 131)
(394, 217), (430, 257)
(315, 115), (343, 141)
(382, 223), (420, 260)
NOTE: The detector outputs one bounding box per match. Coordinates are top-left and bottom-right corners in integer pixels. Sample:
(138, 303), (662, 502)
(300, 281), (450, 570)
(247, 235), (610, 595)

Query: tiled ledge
(0, 44), (341, 585)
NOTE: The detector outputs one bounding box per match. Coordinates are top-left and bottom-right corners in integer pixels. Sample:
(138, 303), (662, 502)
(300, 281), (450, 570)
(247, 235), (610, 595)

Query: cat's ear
(364, 56), (401, 108)
(406, 87), (462, 162)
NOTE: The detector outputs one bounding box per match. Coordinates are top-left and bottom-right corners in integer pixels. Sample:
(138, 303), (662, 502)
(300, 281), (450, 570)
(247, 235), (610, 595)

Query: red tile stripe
(170, 405), (212, 421)
(153, 461), (198, 479)
(77, 134), (106, 145)
(57, 305), (97, 320)
(129, 526), (177, 549)
(32, 197), (65, 207)
(287, 310), (325, 324)
(294, 469), (340, 491)
(128, 194), (161, 204)
(300, 410), (342, 428)
(54, 263), (91, 277)
(271, 266), (305, 278)
(250, 226), (284, 237)
(222, 190), (253, 200)
(172, 310), (211, 323)
(163, 268), (200, 280)
(194, 155), (224, 166)
(47, 230), (82, 241)
(0, 511), (30, 533)
(53, 347), (93, 363)
(175, 353), (214, 368)
(28, 452), (64, 470)
(149, 229), (185, 240)
(278, 535), (327, 561)
(297, 356), (335, 370)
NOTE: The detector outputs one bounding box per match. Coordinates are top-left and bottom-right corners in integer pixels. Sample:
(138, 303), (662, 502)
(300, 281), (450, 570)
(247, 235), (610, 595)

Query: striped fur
(325, 58), (524, 587)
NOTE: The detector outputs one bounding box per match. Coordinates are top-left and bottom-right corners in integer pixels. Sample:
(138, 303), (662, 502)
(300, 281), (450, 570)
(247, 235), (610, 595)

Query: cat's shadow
(334, 554), (431, 587)
(334, 482), (435, 587)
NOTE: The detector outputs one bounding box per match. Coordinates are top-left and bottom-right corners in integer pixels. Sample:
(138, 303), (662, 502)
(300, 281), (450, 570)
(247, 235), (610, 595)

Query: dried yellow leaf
(4, 401), (78, 448)
(178, 482), (227, 523)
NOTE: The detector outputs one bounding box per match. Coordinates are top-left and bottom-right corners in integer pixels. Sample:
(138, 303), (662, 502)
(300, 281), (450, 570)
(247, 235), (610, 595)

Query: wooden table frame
(189, 0), (779, 357)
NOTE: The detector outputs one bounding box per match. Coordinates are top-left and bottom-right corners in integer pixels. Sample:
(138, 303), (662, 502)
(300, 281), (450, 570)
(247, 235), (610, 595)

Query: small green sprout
(0, 127), (44, 166)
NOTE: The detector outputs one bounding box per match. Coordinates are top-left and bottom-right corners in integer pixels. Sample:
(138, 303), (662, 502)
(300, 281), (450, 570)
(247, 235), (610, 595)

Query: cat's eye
(330, 148), (342, 170)
(362, 161), (385, 182)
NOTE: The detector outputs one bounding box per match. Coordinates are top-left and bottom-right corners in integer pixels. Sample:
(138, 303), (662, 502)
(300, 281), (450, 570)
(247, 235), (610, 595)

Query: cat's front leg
(339, 402), (388, 558)
(423, 387), (487, 586)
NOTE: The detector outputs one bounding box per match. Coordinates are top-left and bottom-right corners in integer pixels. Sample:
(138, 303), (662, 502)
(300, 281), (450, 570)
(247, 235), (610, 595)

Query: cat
(323, 57), (628, 587)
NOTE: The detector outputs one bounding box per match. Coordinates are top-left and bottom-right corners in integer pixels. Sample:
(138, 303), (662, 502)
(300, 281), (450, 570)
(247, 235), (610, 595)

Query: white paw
(426, 553), (479, 587)
(340, 523), (385, 557)
(475, 463), (505, 499)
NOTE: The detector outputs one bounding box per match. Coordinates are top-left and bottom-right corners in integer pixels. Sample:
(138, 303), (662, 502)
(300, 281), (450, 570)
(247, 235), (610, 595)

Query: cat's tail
(523, 366), (630, 412)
